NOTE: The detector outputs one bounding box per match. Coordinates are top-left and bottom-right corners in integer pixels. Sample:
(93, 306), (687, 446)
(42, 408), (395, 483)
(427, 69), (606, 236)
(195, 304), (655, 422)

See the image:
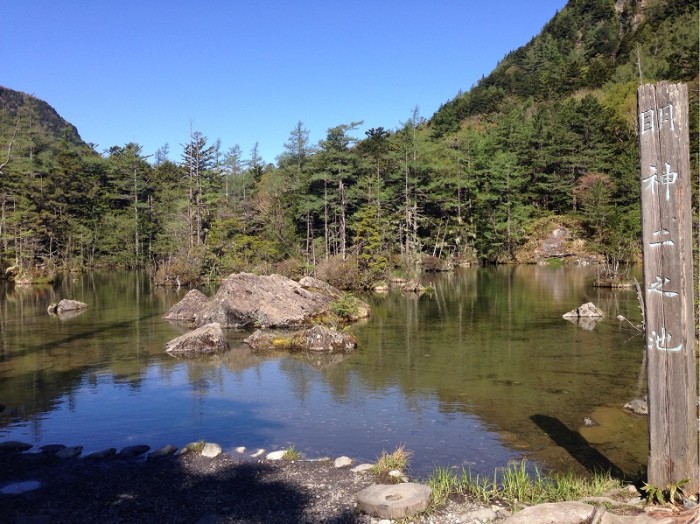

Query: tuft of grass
(184, 439), (206, 454)
(427, 466), (459, 506)
(371, 444), (413, 481)
(282, 444), (301, 461)
(425, 460), (621, 510)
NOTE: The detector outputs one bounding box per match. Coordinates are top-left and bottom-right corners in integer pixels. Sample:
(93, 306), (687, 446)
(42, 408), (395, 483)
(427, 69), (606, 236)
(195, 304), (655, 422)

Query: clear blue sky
(1, 1), (567, 163)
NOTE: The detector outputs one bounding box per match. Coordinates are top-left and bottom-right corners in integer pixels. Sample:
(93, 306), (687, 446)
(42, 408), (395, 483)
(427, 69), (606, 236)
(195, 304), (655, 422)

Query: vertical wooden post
(638, 82), (698, 494)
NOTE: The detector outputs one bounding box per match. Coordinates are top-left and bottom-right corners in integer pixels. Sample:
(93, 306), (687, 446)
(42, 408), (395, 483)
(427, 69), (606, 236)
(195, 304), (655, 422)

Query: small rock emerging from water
(334, 456), (353, 468)
(48, 299), (88, 315)
(266, 450), (286, 460)
(624, 398), (648, 415)
(165, 322), (229, 357)
(39, 444), (66, 454)
(56, 446), (82, 459)
(0, 440), (33, 452)
(201, 442), (222, 458)
(118, 445), (150, 459)
(85, 448), (117, 460)
(562, 302), (604, 318)
(148, 444), (178, 460)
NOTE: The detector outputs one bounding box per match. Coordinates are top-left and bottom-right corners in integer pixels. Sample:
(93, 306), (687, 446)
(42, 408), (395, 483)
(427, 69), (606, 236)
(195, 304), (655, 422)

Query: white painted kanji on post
(637, 82), (698, 494)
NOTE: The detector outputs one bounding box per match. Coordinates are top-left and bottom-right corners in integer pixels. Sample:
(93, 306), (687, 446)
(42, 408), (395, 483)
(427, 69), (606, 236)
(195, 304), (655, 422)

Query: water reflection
(0, 268), (646, 476)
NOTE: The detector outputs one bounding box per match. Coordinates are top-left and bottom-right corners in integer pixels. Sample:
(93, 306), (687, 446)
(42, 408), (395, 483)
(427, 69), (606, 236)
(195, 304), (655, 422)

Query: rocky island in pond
(163, 273), (370, 356)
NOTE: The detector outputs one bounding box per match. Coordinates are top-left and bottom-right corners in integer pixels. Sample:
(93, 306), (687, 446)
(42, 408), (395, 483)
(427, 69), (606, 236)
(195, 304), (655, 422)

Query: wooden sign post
(637, 82), (698, 495)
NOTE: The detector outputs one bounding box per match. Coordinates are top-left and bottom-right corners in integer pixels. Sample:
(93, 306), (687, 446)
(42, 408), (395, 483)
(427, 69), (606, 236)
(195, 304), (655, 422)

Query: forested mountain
(0, 0), (697, 286)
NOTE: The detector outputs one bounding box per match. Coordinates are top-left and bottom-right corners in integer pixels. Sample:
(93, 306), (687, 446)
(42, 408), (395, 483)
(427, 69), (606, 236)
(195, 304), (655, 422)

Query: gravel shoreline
(0, 445), (507, 524)
(5, 444), (694, 524)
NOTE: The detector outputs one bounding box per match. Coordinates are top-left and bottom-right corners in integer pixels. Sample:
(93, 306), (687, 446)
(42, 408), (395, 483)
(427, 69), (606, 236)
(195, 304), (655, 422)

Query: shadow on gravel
(0, 452), (362, 523)
(530, 414), (627, 479)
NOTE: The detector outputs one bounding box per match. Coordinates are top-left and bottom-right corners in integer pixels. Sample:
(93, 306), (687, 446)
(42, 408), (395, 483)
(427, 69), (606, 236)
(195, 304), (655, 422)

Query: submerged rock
(165, 322), (229, 357)
(624, 398), (648, 416)
(563, 315), (601, 331)
(562, 302), (604, 319)
(244, 325), (357, 353)
(401, 280), (425, 294)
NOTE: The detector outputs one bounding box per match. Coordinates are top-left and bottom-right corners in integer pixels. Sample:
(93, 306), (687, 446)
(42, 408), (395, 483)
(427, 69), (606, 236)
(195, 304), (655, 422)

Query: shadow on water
(0, 452), (362, 523)
(530, 414), (627, 479)
(29, 312), (164, 353)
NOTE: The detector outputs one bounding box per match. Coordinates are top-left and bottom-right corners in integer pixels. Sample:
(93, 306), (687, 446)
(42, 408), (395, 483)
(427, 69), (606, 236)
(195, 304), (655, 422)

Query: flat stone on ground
(356, 483), (432, 519)
(502, 501), (596, 523)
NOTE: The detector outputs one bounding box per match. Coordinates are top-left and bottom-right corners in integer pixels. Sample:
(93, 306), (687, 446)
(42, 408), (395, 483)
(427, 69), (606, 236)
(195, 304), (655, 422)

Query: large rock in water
(194, 273), (357, 328)
(163, 289), (209, 322)
(165, 322), (229, 357)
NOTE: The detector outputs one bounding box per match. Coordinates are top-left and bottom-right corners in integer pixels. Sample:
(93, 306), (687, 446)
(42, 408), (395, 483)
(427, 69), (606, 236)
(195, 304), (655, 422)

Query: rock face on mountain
(0, 86), (86, 147)
(190, 273), (368, 329)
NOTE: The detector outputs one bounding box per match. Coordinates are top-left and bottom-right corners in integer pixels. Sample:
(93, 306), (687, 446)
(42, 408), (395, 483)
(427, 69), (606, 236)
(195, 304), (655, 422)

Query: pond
(0, 267), (647, 477)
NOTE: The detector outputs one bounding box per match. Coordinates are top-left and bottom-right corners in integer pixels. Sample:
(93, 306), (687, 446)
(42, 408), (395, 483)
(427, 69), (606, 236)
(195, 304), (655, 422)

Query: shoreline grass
(371, 444), (413, 482)
(427, 460), (621, 510)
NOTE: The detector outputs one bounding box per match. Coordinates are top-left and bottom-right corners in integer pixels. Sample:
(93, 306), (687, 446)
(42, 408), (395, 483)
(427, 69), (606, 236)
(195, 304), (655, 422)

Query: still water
(0, 267), (647, 477)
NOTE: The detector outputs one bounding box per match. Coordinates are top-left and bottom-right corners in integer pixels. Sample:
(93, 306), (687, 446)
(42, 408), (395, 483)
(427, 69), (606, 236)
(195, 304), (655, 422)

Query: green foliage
(641, 479), (688, 505)
(282, 444), (301, 461)
(371, 445), (412, 482)
(426, 460), (620, 510)
(330, 292), (362, 319)
(1, 1), (696, 278)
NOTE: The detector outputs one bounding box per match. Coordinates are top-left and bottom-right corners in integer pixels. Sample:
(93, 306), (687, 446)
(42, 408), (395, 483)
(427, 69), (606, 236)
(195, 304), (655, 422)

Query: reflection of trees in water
(0, 271), (185, 433)
(350, 267), (646, 474)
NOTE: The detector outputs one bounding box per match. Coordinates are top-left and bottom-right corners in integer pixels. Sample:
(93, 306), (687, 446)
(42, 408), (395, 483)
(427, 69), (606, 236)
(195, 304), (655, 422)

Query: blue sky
(1, 1), (567, 163)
